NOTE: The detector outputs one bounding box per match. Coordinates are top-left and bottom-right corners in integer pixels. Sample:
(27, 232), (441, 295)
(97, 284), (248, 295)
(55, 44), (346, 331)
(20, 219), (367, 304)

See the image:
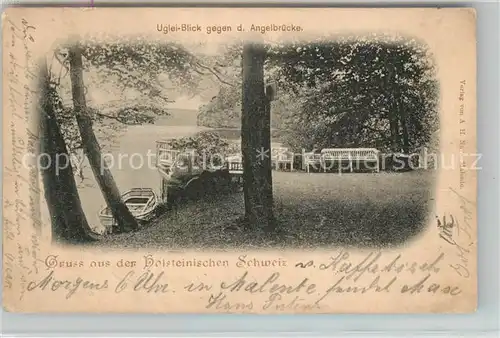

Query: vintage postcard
(3, 7), (477, 313)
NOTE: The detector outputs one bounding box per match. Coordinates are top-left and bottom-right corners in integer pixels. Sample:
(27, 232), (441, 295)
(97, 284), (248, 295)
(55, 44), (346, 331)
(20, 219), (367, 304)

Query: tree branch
(195, 61), (237, 87)
(362, 124), (390, 140)
(53, 50), (70, 84)
(93, 111), (141, 125)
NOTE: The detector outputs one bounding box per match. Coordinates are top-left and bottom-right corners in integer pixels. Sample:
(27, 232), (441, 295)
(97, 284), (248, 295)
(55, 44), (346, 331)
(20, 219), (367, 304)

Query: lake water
(77, 110), (281, 233)
(78, 123), (209, 232)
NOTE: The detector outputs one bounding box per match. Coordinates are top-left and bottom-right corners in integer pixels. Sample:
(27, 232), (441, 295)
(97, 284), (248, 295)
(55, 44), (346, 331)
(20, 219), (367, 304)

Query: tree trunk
(39, 61), (100, 243)
(400, 114), (410, 154)
(384, 62), (401, 153)
(241, 43), (275, 231)
(389, 115), (400, 152)
(394, 83), (409, 154)
(39, 99), (68, 242)
(68, 44), (139, 233)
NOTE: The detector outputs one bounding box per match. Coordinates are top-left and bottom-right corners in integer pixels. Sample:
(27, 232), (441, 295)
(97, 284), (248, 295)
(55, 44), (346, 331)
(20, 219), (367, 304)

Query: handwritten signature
(436, 214), (456, 245)
(436, 188), (475, 279)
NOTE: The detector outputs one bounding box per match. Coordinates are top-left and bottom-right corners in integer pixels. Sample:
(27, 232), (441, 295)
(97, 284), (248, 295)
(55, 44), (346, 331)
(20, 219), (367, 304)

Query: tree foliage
(165, 131), (235, 158)
(268, 35), (439, 153)
(49, 36), (213, 180)
(197, 35), (440, 154)
(197, 85), (241, 128)
(55, 35), (201, 98)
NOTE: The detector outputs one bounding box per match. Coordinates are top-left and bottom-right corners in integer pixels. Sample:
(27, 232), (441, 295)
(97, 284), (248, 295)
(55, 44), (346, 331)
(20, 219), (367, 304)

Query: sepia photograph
(3, 7), (476, 314)
(40, 34), (439, 250)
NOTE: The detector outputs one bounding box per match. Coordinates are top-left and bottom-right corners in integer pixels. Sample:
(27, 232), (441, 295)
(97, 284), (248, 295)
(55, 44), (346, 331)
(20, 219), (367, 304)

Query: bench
(271, 147), (294, 171)
(156, 144), (180, 179)
(226, 154), (243, 175)
(156, 143), (179, 165)
(225, 147), (295, 174)
(303, 152), (322, 173)
(320, 148), (380, 173)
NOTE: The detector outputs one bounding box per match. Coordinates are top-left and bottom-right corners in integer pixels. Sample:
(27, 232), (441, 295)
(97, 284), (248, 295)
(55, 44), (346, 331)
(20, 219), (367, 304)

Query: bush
(166, 131), (232, 159)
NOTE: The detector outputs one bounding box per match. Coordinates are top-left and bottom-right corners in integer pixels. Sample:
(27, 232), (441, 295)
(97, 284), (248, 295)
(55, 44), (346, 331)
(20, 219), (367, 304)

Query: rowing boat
(98, 188), (159, 233)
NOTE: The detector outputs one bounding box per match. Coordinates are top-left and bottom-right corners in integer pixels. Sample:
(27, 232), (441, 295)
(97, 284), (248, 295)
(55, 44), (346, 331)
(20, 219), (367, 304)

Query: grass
(99, 170), (435, 250)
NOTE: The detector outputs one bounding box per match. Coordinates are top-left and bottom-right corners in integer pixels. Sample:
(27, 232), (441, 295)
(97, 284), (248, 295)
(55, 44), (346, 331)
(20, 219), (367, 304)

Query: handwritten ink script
(3, 17), (41, 301)
(2, 8), (476, 314)
(21, 251), (465, 313)
(435, 187), (476, 279)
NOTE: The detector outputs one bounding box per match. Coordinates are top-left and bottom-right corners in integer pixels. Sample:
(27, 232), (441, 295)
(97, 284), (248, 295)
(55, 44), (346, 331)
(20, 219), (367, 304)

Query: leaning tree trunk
(241, 43), (275, 231)
(39, 60), (100, 243)
(68, 44), (139, 233)
(39, 98), (68, 242)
